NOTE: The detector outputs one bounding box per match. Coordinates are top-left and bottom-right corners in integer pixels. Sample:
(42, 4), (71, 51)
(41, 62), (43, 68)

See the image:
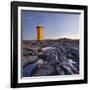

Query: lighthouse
(37, 25), (44, 41)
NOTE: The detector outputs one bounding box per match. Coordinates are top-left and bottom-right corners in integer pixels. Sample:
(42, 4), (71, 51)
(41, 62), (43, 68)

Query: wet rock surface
(22, 39), (79, 77)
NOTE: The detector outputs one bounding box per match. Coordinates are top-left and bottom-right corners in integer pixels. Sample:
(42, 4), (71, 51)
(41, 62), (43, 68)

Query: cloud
(26, 16), (35, 20)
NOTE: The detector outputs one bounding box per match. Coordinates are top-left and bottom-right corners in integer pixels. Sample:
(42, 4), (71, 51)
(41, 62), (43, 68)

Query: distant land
(23, 38), (79, 41)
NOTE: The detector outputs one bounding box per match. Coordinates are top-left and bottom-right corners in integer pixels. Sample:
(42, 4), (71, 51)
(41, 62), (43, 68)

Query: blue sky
(21, 10), (80, 40)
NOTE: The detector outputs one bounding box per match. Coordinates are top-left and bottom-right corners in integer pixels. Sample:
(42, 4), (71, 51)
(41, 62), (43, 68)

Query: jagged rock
(33, 64), (55, 76)
(22, 39), (79, 77)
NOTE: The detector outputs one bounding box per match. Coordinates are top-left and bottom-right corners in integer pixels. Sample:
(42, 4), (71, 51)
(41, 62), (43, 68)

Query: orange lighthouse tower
(37, 25), (44, 41)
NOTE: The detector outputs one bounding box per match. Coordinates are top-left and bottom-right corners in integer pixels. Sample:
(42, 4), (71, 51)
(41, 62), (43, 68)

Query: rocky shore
(22, 38), (79, 77)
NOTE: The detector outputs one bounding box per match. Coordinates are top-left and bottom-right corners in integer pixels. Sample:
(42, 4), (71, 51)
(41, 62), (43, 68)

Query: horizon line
(23, 37), (80, 41)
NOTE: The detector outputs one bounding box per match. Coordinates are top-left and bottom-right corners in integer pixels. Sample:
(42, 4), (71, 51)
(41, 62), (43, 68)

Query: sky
(21, 10), (80, 40)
